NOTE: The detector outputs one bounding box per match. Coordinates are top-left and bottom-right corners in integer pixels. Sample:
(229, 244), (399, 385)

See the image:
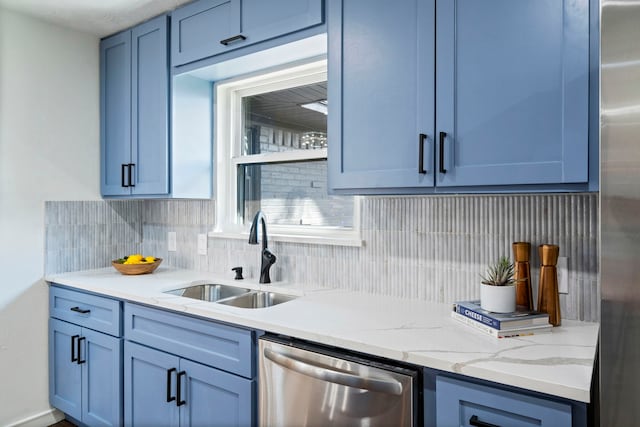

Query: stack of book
(451, 300), (552, 338)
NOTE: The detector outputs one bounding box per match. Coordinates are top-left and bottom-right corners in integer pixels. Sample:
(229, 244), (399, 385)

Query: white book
(451, 311), (553, 338)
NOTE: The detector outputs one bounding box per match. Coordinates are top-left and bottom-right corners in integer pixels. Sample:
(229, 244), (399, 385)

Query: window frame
(211, 59), (362, 246)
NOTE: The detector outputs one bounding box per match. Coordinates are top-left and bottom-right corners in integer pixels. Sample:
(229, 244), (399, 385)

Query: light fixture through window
(301, 132), (327, 149)
(300, 99), (328, 115)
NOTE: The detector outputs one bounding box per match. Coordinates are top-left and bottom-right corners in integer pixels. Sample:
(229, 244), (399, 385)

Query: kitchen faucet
(248, 211), (276, 284)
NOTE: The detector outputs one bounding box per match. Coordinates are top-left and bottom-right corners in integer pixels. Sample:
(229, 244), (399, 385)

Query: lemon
(119, 254), (156, 265)
(127, 254), (143, 264)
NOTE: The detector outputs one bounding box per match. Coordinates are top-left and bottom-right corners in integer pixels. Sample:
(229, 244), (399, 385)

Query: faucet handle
(231, 266), (244, 280)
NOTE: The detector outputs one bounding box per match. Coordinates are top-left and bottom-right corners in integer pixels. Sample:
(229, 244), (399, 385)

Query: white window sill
(208, 230), (363, 247)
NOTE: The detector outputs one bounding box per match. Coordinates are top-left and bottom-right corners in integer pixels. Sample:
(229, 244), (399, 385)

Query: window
(214, 60), (360, 245)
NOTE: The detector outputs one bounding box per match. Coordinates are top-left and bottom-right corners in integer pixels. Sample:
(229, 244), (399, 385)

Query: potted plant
(480, 256), (519, 313)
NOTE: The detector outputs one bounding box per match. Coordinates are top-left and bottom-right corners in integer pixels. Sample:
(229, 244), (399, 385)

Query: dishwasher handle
(263, 347), (403, 395)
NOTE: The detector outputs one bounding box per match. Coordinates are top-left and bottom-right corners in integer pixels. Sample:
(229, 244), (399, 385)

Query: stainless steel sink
(216, 291), (297, 309)
(165, 284), (251, 302)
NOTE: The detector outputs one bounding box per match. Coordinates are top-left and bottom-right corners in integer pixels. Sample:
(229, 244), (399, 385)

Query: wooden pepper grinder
(513, 242), (533, 310)
(537, 244), (561, 326)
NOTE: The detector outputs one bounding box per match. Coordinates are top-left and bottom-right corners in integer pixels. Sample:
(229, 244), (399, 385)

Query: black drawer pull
(121, 164), (128, 187)
(469, 415), (500, 427)
(220, 34), (246, 45)
(439, 131), (447, 174)
(128, 163), (135, 187)
(418, 133), (428, 174)
(71, 335), (79, 362)
(77, 336), (86, 364)
(166, 368), (176, 402)
(176, 371), (187, 406)
(70, 306), (91, 314)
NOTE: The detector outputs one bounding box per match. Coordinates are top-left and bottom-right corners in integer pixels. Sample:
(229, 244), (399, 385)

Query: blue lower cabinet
(124, 341), (180, 427)
(436, 375), (572, 427)
(49, 318), (123, 427)
(180, 359), (254, 427)
(49, 319), (82, 420)
(81, 329), (123, 427)
(125, 340), (255, 427)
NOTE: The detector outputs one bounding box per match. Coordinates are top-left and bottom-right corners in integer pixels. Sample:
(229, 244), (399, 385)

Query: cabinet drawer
(171, 0), (240, 66)
(171, 0), (324, 67)
(124, 303), (255, 378)
(436, 376), (572, 427)
(50, 286), (122, 337)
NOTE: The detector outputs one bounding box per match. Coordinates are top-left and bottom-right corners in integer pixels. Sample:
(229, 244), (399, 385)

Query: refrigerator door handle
(263, 347), (403, 395)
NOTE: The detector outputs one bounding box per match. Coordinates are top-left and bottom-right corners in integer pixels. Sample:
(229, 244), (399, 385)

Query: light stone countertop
(45, 266), (599, 403)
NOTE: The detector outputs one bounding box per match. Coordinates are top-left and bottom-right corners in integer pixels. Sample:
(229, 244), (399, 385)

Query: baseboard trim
(6, 408), (64, 427)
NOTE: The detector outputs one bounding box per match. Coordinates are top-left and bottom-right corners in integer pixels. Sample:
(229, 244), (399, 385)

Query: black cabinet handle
(121, 164), (128, 187)
(77, 336), (86, 364)
(439, 131), (447, 174)
(220, 34), (246, 45)
(70, 306), (91, 314)
(166, 368), (176, 402)
(128, 163), (135, 187)
(71, 335), (79, 362)
(418, 133), (428, 174)
(176, 371), (187, 406)
(469, 415), (500, 427)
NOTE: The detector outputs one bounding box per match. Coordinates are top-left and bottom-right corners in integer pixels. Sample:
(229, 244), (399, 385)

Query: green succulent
(480, 256), (518, 286)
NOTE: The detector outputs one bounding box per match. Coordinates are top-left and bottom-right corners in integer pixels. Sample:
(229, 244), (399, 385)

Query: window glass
(215, 59), (358, 239)
(241, 82), (327, 155)
(238, 161), (354, 228)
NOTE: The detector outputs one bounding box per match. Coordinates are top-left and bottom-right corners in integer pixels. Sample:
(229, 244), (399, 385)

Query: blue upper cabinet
(100, 15), (169, 197)
(131, 16), (170, 195)
(328, 0), (593, 194)
(435, 0), (589, 188)
(100, 31), (131, 197)
(328, 0), (436, 192)
(171, 0), (240, 66)
(171, 0), (324, 67)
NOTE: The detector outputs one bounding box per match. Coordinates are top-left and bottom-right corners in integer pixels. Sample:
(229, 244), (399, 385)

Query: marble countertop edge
(45, 267), (599, 404)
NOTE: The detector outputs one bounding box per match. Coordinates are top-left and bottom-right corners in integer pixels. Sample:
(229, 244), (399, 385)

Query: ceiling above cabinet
(0, 0), (193, 37)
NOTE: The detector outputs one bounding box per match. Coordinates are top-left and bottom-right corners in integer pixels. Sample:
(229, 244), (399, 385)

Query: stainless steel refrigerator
(600, 0), (640, 425)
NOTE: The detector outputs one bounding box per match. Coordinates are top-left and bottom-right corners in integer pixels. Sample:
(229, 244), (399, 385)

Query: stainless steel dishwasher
(259, 336), (420, 426)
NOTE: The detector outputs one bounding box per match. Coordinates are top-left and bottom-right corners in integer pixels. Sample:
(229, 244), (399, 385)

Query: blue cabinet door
(171, 0), (241, 66)
(100, 31), (132, 196)
(124, 341), (180, 427)
(435, 0), (589, 188)
(328, 0), (436, 192)
(171, 0), (324, 67)
(131, 15), (170, 195)
(49, 319), (82, 420)
(179, 359), (255, 427)
(81, 328), (123, 427)
(241, 0), (323, 45)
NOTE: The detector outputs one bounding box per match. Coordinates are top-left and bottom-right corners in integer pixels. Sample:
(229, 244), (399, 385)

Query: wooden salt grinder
(537, 244), (561, 326)
(513, 242), (533, 310)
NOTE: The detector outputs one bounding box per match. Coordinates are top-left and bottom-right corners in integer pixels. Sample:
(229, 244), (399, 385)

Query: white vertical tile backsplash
(44, 193), (599, 321)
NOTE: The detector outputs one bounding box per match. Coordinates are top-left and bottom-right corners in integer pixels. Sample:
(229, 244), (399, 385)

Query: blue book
(454, 300), (549, 330)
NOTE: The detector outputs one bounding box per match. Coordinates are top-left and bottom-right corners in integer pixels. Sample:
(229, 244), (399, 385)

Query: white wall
(0, 7), (100, 426)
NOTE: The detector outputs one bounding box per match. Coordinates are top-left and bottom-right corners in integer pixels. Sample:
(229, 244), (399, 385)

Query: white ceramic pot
(480, 284), (516, 313)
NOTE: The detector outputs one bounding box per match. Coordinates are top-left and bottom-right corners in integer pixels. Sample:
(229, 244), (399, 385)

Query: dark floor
(49, 420), (76, 427)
